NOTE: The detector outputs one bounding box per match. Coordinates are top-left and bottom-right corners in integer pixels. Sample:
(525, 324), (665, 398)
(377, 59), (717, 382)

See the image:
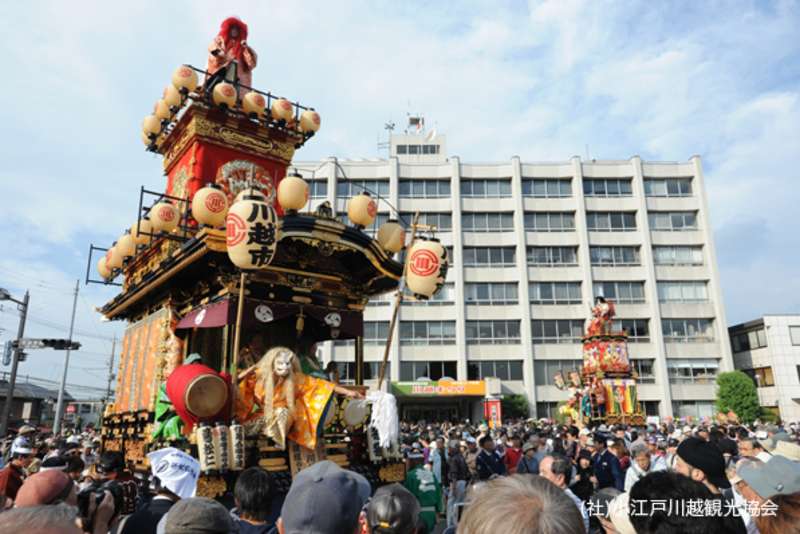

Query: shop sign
(392, 380), (485, 397)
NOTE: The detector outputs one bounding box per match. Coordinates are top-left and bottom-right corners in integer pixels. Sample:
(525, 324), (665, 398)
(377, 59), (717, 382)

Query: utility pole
(0, 290), (29, 437)
(53, 280), (79, 435)
(104, 335), (116, 405)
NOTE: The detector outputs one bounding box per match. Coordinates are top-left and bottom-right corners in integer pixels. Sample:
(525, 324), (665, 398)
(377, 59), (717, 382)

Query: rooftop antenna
(377, 121), (395, 157)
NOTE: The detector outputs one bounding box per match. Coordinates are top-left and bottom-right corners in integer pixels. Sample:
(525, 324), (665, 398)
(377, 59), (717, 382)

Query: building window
(336, 362), (390, 384)
(465, 320), (521, 344)
(731, 328), (767, 352)
(644, 178), (692, 197)
(652, 246), (704, 266)
(536, 402), (559, 419)
(460, 179), (512, 198)
(523, 212), (575, 232)
(468, 360), (524, 380)
(334, 321), (389, 346)
(586, 211), (637, 231)
(632, 359), (656, 384)
(672, 401), (715, 420)
(594, 281), (645, 304)
(667, 359), (719, 384)
(742, 366), (775, 388)
(522, 178), (572, 198)
(648, 211), (698, 231)
(531, 320), (584, 344)
(396, 144), (440, 156)
(662, 319), (714, 342)
(590, 246), (640, 266)
(399, 212), (452, 231)
(463, 247), (516, 267)
(464, 282), (519, 305)
(403, 283), (455, 306)
(400, 361), (457, 381)
(398, 179), (451, 198)
(529, 282), (582, 305)
(462, 212), (515, 232)
(527, 246), (578, 267)
(308, 180), (328, 198)
(533, 360), (583, 385)
(583, 178), (633, 197)
(642, 401), (660, 416)
(790, 326), (800, 346)
(336, 179), (390, 198)
(657, 281), (708, 303)
(617, 319), (650, 342)
(399, 321), (456, 345)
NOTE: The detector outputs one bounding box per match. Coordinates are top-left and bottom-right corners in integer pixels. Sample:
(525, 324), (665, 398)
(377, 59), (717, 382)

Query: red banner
(484, 398), (502, 429)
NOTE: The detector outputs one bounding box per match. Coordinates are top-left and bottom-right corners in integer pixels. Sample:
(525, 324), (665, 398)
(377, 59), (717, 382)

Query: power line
(0, 308), (117, 342)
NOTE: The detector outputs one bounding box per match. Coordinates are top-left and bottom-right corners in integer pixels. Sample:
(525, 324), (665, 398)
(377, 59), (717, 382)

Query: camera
(77, 479), (123, 528)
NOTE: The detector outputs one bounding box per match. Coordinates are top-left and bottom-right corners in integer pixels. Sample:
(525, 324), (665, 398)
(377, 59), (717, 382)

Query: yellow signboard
(393, 379), (486, 397)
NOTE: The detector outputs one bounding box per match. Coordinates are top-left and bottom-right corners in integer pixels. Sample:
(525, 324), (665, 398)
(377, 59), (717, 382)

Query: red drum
(166, 362), (229, 430)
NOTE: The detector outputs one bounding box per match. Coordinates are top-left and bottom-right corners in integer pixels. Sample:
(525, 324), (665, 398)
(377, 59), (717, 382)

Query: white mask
(274, 350), (294, 377)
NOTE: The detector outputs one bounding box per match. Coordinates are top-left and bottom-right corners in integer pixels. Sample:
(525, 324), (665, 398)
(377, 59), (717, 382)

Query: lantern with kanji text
(377, 219), (405, 253)
(212, 82), (237, 108)
(192, 184), (229, 228)
(226, 190), (280, 270)
(277, 173), (308, 213)
(172, 65), (198, 94)
(150, 201), (179, 233)
(405, 238), (448, 299)
(242, 91), (267, 118)
(347, 192), (378, 229)
(271, 99), (294, 122)
(299, 110), (321, 133)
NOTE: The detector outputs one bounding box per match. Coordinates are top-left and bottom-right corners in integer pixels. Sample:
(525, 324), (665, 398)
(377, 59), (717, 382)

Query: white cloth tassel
(367, 390), (399, 448)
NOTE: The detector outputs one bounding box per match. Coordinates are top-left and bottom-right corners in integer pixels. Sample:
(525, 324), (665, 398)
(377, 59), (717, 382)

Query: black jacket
(118, 497), (175, 534)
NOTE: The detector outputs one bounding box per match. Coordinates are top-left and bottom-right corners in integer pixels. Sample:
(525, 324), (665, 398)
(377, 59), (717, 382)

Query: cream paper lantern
(116, 232), (136, 259)
(172, 65), (198, 94)
(163, 85), (182, 110)
(131, 219), (152, 245)
(277, 173), (308, 213)
(233, 188), (267, 204)
(106, 244), (123, 270)
(154, 99), (172, 121)
(347, 192), (378, 228)
(150, 201), (179, 233)
(141, 131), (152, 146)
(405, 238), (449, 300)
(299, 110), (321, 133)
(242, 91), (267, 118)
(226, 190), (280, 269)
(271, 98), (294, 122)
(192, 184), (229, 227)
(143, 115), (161, 137)
(97, 256), (112, 280)
(212, 82), (237, 108)
(377, 219), (405, 253)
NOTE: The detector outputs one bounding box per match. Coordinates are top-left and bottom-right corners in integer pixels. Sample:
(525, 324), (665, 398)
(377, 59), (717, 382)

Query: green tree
(501, 394), (530, 419)
(716, 371), (760, 424)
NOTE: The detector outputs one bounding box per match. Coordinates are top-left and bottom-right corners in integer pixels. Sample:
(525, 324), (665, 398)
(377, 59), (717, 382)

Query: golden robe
(236, 371), (334, 450)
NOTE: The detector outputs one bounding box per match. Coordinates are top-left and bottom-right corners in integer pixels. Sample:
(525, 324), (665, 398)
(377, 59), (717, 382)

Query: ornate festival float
(554, 297), (645, 426)
(85, 17), (448, 497)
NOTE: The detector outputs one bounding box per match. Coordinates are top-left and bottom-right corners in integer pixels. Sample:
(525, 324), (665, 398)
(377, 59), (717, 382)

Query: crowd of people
(0, 416), (799, 533)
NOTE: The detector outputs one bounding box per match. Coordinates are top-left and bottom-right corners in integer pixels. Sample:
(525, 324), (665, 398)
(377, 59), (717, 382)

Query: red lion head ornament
(218, 17), (251, 70)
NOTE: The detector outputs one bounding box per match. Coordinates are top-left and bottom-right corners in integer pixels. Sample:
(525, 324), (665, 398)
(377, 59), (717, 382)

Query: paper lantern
(347, 192), (378, 228)
(277, 173), (308, 213)
(271, 98), (294, 122)
(377, 219), (405, 253)
(299, 110), (321, 133)
(142, 115), (161, 137)
(131, 219), (152, 245)
(405, 238), (448, 299)
(141, 131), (152, 146)
(154, 99), (171, 121)
(192, 184), (229, 227)
(150, 201), (179, 233)
(226, 191), (280, 269)
(212, 82), (237, 108)
(242, 91), (266, 118)
(116, 233), (136, 259)
(172, 65), (198, 94)
(163, 85), (182, 109)
(106, 244), (123, 270)
(97, 256), (112, 280)
(233, 188), (267, 204)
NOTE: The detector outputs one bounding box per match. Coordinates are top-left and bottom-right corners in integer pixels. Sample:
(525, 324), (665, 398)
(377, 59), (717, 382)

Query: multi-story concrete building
(729, 315), (800, 422)
(296, 128), (733, 421)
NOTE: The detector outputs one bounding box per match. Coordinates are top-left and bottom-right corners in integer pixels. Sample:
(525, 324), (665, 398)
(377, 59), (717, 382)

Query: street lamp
(0, 287), (29, 437)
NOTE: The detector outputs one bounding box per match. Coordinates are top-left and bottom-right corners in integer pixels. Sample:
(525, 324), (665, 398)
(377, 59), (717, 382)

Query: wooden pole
(377, 212), (420, 390)
(231, 271), (247, 417)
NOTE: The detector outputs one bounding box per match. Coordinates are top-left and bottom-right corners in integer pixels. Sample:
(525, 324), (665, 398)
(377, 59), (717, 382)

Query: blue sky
(0, 1), (798, 395)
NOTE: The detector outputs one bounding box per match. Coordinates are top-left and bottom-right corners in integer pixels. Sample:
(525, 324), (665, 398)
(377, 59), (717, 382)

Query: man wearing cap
(475, 435), (506, 480)
(164, 497), (234, 534)
(366, 483), (420, 534)
(516, 442), (540, 475)
(593, 438), (624, 491)
(736, 455), (800, 504)
(675, 437), (732, 500)
(0, 436), (33, 500)
(121, 447), (200, 534)
(463, 437), (479, 478)
(277, 460), (371, 534)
